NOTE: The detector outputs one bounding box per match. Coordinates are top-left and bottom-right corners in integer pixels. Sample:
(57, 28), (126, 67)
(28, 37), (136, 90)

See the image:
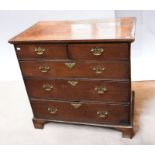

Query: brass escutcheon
(70, 101), (82, 109)
(65, 62), (76, 69)
(68, 81), (78, 86)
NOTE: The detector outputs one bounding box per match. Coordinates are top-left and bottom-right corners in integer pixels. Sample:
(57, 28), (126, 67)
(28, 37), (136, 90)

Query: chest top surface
(9, 17), (136, 44)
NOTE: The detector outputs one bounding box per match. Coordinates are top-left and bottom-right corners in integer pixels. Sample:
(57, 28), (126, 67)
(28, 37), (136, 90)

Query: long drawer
(31, 99), (130, 125)
(20, 61), (129, 79)
(15, 44), (67, 60)
(25, 79), (130, 102)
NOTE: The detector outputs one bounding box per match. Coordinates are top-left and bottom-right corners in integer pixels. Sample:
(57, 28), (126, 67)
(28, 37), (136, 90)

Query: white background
(0, 10), (155, 82)
(116, 10), (155, 81)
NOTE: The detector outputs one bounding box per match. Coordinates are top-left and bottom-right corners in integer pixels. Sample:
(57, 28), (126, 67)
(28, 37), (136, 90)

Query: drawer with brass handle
(30, 99), (130, 125)
(68, 43), (129, 60)
(20, 61), (129, 79)
(14, 44), (67, 60)
(25, 78), (130, 102)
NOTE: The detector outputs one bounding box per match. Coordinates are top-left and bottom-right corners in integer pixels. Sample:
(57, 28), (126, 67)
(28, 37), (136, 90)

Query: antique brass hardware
(35, 47), (46, 55)
(95, 86), (107, 94)
(70, 101), (82, 109)
(92, 65), (105, 74)
(39, 65), (50, 73)
(48, 106), (58, 114)
(97, 111), (108, 118)
(65, 62), (76, 69)
(91, 47), (104, 56)
(43, 83), (54, 91)
(67, 81), (78, 86)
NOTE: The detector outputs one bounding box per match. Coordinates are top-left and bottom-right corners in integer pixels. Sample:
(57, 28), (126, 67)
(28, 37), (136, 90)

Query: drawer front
(68, 43), (129, 60)
(25, 79), (130, 102)
(15, 44), (67, 60)
(31, 100), (129, 125)
(20, 61), (129, 79)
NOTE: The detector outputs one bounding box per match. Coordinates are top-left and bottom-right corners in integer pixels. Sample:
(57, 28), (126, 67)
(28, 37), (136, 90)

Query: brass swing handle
(39, 65), (50, 73)
(35, 47), (46, 55)
(97, 111), (108, 118)
(43, 83), (54, 91)
(91, 47), (104, 56)
(95, 86), (107, 94)
(92, 65), (106, 74)
(48, 106), (58, 114)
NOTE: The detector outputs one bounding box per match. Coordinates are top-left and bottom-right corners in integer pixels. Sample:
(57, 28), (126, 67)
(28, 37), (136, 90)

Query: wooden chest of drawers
(9, 17), (136, 138)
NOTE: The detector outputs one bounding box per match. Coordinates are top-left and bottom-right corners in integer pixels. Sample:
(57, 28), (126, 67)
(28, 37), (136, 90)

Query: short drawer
(68, 43), (129, 60)
(15, 44), (67, 60)
(20, 61), (129, 79)
(25, 79), (130, 102)
(31, 99), (129, 125)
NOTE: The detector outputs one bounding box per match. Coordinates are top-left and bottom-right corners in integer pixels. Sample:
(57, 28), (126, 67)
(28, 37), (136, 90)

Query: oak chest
(9, 17), (136, 138)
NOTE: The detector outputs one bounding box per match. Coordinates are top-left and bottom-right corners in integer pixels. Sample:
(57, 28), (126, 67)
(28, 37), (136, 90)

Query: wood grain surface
(9, 17), (136, 43)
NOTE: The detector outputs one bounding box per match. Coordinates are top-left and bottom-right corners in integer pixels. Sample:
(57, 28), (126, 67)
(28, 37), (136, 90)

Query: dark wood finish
(69, 43), (129, 61)
(118, 127), (134, 139)
(115, 91), (135, 138)
(32, 91), (135, 138)
(20, 61), (129, 79)
(9, 17), (136, 139)
(130, 91), (135, 126)
(31, 99), (129, 125)
(25, 78), (130, 102)
(15, 44), (67, 60)
(9, 17), (135, 43)
(32, 118), (47, 129)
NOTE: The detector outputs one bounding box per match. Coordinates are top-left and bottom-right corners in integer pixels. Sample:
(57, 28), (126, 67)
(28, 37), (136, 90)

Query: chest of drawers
(9, 17), (136, 138)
